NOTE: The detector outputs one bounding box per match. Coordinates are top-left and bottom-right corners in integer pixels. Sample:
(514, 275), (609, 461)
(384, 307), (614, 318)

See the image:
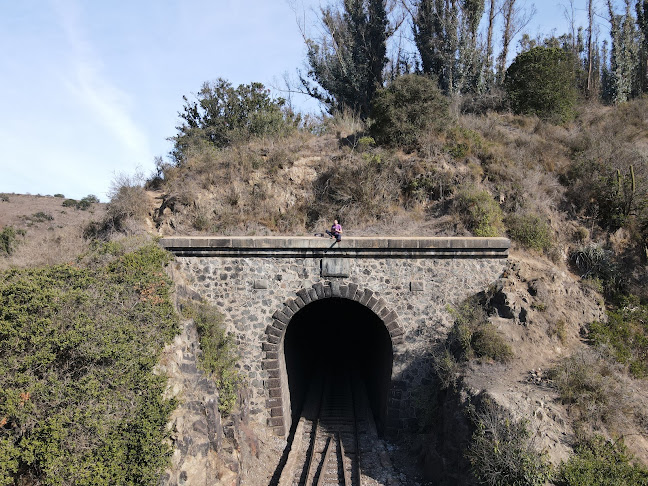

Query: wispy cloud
(51, 0), (151, 164)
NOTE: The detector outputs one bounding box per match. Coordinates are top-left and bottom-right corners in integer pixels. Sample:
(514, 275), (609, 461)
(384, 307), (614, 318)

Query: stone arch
(262, 281), (404, 436)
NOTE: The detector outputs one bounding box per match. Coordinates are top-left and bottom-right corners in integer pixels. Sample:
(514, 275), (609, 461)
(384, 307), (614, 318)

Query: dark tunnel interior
(283, 298), (393, 435)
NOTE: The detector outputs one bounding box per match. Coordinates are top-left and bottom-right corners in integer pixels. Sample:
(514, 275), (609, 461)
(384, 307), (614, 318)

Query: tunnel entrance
(282, 298), (393, 435)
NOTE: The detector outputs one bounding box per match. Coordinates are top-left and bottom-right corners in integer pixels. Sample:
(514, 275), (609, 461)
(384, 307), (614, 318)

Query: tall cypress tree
(637, 0), (648, 93)
(413, 0), (485, 94)
(607, 0), (640, 103)
(301, 0), (390, 119)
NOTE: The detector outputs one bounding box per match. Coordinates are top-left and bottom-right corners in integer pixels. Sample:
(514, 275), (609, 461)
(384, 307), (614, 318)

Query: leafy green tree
(504, 46), (579, 122)
(301, 0), (391, 119)
(171, 79), (293, 163)
(370, 74), (449, 150)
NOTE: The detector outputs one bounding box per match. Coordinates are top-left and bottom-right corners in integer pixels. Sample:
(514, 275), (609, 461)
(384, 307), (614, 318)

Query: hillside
(1, 99), (648, 485)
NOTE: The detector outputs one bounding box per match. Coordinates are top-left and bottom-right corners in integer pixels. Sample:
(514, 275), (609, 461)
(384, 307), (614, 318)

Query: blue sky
(1, 1), (602, 201)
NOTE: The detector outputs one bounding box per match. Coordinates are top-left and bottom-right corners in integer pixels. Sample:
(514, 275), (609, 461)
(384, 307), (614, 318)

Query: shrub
(181, 302), (240, 415)
(370, 74), (450, 151)
(588, 298), (648, 378)
(557, 435), (648, 485)
(467, 396), (553, 486)
(548, 350), (631, 430)
(0, 226), (25, 256)
(447, 298), (513, 363)
(0, 242), (179, 484)
(570, 243), (625, 297)
(0, 194), (9, 202)
(454, 187), (505, 237)
(62, 198), (77, 208)
(504, 46), (579, 123)
(506, 212), (553, 252)
(53, 193), (64, 198)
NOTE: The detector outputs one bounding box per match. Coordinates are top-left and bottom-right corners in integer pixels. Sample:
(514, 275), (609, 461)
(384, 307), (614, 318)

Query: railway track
(275, 370), (397, 486)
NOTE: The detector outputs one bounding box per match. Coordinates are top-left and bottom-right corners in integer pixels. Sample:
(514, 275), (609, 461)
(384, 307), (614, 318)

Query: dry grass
(0, 194), (105, 270)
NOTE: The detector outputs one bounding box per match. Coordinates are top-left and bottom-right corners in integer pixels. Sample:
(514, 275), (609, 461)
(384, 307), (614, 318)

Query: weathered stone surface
(322, 258), (350, 277)
(169, 238), (508, 438)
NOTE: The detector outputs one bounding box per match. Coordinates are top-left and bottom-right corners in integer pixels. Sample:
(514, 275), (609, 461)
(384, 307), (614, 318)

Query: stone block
(410, 281), (424, 292)
(331, 281), (341, 297)
(347, 283), (358, 300)
(265, 351), (278, 360)
(272, 310), (290, 325)
(269, 388), (282, 398)
(266, 397), (282, 408)
(267, 378), (281, 389)
(296, 288), (311, 305)
(267, 417), (284, 427)
(321, 258), (350, 277)
(360, 289), (373, 305)
(307, 288), (318, 302)
(266, 369), (280, 379)
(267, 325), (282, 337)
(324, 286), (332, 298)
(367, 296), (378, 309)
(286, 299), (300, 313)
(372, 298), (387, 315)
(254, 280), (269, 290)
(383, 310), (399, 325)
(312, 282), (325, 299)
(294, 296), (306, 309)
(267, 334), (280, 345)
(386, 321), (401, 333)
(270, 407), (283, 417)
(262, 360), (279, 370)
(262, 342), (277, 351)
(281, 305), (294, 319)
(273, 319), (287, 331)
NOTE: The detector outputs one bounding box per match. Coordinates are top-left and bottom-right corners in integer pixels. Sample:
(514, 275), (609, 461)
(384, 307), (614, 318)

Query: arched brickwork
(262, 280), (404, 436)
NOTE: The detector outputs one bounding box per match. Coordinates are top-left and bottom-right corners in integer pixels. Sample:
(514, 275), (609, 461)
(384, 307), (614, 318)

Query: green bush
(467, 397), (553, 486)
(182, 302), (240, 415)
(506, 212), (553, 252)
(0, 242), (179, 484)
(454, 187), (505, 237)
(504, 46), (579, 123)
(447, 299), (513, 363)
(588, 298), (648, 378)
(0, 226), (25, 256)
(370, 74), (449, 151)
(557, 435), (648, 485)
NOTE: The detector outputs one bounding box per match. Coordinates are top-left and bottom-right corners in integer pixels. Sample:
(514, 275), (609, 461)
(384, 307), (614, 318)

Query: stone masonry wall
(162, 237), (509, 437)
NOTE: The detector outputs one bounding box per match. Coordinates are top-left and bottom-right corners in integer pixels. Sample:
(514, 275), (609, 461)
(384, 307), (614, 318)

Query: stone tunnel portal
(283, 298), (393, 435)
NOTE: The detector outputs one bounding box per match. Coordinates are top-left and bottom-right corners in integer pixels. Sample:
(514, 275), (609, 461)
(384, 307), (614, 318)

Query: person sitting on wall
(325, 219), (342, 243)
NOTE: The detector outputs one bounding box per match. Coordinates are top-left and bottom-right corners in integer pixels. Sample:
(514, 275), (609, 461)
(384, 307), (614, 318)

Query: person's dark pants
(326, 230), (341, 242)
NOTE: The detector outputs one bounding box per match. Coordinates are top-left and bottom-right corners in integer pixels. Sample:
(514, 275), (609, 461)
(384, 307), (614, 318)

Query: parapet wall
(161, 237), (510, 436)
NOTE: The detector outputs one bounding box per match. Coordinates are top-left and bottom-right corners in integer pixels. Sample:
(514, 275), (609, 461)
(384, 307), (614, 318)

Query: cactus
(630, 165), (635, 194)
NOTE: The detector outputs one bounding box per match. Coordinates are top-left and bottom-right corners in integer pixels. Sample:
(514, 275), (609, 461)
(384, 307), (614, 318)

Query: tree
(606, 0), (640, 103)
(504, 46), (579, 122)
(171, 79), (292, 163)
(370, 73), (449, 150)
(496, 0), (535, 84)
(637, 0), (648, 93)
(301, 0), (391, 119)
(412, 0), (486, 94)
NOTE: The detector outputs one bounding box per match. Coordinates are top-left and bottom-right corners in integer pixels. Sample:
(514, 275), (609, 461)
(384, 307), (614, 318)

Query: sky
(0, 0), (605, 201)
